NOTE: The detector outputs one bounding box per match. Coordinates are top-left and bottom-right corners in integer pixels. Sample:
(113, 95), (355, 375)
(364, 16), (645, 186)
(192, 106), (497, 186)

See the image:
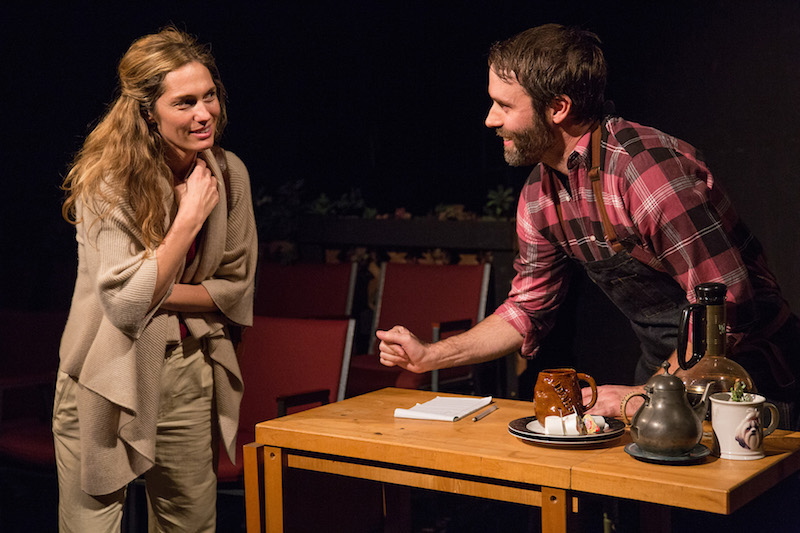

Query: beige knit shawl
(58, 149), (257, 496)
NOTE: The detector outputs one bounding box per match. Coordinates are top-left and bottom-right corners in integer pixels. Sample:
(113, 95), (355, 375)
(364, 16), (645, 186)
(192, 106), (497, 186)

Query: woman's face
(152, 61), (220, 172)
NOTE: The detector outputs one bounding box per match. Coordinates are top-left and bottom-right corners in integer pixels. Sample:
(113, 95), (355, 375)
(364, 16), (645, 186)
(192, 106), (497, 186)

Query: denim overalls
(580, 250), (688, 384)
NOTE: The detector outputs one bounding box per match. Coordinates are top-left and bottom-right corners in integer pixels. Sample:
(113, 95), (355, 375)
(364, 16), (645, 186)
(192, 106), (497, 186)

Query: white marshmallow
(544, 415), (565, 435)
(563, 413), (584, 435)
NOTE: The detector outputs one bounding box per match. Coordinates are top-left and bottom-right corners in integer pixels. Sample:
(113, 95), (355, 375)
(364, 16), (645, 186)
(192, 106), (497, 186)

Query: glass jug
(674, 282), (754, 405)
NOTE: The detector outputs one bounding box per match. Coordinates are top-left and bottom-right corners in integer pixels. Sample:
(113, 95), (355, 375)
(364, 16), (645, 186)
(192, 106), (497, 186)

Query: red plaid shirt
(495, 117), (784, 357)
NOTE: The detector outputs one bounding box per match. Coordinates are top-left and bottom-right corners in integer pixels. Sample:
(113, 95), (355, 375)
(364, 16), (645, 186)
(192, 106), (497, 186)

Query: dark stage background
(2, 5), (797, 528)
(2, 1), (799, 312)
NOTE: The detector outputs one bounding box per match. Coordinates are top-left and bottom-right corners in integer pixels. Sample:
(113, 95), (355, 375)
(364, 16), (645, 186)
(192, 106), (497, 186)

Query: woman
(54, 27), (257, 531)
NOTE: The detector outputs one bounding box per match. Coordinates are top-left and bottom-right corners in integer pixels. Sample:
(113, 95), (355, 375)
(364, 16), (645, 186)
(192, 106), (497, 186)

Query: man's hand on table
(583, 384), (644, 419)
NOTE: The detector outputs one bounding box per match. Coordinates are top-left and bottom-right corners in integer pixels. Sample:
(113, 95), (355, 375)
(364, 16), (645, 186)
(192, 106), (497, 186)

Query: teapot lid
(646, 361), (686, 391)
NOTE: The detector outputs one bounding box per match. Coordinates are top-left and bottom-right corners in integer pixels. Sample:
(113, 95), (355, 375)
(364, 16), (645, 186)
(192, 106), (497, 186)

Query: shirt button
(590, 235), (596, 241)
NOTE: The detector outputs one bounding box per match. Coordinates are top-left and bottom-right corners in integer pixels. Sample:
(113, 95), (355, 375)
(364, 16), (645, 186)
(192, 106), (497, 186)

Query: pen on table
(472, 404), (498, 422)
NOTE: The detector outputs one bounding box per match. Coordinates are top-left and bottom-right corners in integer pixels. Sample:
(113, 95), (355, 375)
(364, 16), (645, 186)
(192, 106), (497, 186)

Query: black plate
(624, 442), (710, 465)
(507, 416), (625, 446)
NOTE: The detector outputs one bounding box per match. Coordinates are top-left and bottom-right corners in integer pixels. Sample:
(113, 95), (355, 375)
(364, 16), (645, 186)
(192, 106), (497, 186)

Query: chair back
(253, 262), (357, 318)
(368, 262), (491, 354)
(0, 309), (65, 379)
(237, 316), (355, 433)
(0, 309), (67, 468)
(218, 316), (355, 482)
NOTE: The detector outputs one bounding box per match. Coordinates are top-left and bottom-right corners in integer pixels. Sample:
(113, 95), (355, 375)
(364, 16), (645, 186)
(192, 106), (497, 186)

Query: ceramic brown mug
(533, 368), (598, 422)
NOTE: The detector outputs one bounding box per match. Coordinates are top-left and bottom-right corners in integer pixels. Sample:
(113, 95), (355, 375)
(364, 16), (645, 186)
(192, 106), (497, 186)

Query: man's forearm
(431, 314), (523, 368)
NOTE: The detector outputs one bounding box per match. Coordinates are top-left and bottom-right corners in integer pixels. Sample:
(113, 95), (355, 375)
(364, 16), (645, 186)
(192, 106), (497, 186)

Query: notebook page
(394, 396), (493, 421)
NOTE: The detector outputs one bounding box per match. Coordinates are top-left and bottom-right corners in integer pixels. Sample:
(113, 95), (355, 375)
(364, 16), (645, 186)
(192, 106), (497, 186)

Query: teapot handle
(677, 303), (705, 370)
(620, 392), (648, 425)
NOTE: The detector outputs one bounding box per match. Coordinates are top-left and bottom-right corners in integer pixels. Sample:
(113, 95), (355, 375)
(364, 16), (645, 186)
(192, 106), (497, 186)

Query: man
(376, 24), (800, 428)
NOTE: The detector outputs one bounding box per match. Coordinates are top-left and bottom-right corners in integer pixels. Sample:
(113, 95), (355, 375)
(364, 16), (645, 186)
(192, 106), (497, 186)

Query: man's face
(485, 67), (555, 167)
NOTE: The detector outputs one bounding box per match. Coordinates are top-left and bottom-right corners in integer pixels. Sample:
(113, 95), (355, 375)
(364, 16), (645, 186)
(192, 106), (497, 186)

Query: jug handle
(620, 391), (648, 425)
(677, 303), (704, 370)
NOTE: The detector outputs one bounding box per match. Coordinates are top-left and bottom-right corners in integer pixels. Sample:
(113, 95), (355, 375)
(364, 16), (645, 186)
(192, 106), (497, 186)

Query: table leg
(244, 443), (266, 533)
(640, 502), (671, 533)
(382, 484), (411, 533)
(263, 446), (286, 533)
(541, 487), (568, 533)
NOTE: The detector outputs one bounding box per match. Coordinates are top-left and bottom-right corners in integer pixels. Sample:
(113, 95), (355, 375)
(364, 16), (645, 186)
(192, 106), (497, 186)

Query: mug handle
(762, 402), (780, 437)
(578, 373), (598, 411)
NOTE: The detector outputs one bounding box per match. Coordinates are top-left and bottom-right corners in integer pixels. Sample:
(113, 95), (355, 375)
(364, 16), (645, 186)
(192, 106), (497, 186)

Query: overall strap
(553, 126), (662, 268)
(588, 127), (664, 270)
(588, 127), (625, 254)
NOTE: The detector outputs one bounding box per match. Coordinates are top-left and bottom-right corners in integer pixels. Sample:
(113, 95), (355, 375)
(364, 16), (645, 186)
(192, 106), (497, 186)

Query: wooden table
(243, 388), (800, 533)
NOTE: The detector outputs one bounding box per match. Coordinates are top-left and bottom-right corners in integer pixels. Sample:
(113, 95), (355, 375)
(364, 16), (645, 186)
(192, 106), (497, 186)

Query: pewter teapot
(622, 361), (712, 456)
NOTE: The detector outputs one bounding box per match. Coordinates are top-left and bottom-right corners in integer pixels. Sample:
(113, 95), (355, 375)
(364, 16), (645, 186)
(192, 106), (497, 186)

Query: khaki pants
(53, 338), (217, 532)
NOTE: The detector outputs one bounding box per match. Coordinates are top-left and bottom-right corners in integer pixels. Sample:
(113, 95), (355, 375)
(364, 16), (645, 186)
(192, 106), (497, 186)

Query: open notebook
(394, 396), (493, 421)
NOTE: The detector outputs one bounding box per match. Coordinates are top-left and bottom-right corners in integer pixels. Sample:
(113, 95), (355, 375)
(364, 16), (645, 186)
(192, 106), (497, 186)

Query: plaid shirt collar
(565, 128), (594, 173)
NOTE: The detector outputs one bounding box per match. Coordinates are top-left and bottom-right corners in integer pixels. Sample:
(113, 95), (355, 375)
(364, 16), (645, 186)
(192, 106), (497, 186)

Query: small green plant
(434, 203), (476, 221)
(307, 192), (334, 216)
(483, 185), (515, 219)
(730, 380), (752, 402)
(307, 188), (374, 218)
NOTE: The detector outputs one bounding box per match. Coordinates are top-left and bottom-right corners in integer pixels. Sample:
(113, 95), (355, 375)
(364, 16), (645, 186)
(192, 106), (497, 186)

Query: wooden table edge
(569, 430), (800, 514)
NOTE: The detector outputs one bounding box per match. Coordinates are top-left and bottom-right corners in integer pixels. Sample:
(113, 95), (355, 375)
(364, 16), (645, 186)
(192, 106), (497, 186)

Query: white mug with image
(710, 392), (779, 460)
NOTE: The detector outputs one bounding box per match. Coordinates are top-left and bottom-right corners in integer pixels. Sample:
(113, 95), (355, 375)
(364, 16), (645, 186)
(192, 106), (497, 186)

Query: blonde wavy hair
(61, 26), (227, 249)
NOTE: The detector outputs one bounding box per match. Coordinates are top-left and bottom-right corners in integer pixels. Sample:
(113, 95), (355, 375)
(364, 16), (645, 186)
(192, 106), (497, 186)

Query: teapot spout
(693, 382), (713, 420)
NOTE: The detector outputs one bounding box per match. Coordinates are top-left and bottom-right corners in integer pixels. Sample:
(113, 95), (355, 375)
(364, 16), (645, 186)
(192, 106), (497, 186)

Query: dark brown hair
(488, 24), (606, 123)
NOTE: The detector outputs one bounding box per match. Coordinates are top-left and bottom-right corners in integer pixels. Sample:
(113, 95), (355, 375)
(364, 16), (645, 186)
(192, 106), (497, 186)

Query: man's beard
(498, 112), (555, 167)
